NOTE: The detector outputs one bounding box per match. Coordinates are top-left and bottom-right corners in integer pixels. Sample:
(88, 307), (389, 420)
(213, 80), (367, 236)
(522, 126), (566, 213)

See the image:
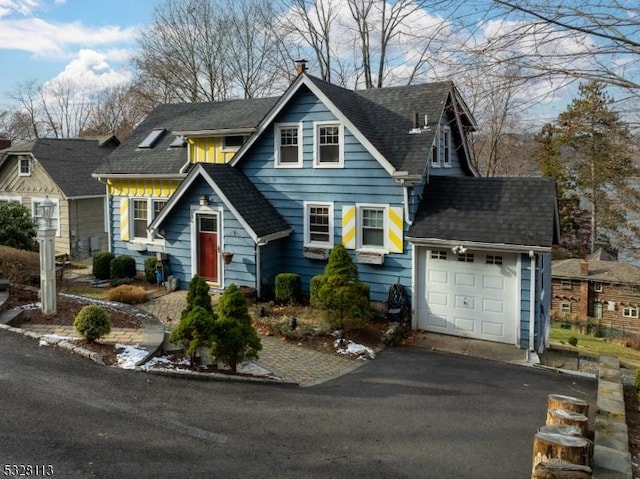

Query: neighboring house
(552, 257), (640, 335)
(96, 71), (559, 352)
(0, 137), (119, 258)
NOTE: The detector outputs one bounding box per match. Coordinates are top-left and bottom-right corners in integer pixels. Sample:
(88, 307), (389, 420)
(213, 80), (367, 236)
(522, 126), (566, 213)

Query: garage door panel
(428, 270), (448, 284)
(454, 316), (476, 334)
(454, 295), (475, 310)
(454, 272), (475, 287)
(481, 320), (504, 338)
(428, 292), (448, 306)
(427, 313), (448, 329)
(482, 298), (504, 313)
(482, 275), (505, 290)
(418, 249), (518, 344)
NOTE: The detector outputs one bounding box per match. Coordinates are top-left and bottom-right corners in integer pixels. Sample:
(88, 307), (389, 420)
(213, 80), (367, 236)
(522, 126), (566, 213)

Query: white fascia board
(173, 128), (255, 137)
(406, 237), (551, 253)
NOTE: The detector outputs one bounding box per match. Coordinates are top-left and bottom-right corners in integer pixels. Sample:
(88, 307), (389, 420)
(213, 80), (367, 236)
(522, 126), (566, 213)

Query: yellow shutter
(387, 206), (403, 253)
(120, 197), (129, 241)
(342, 205), (356, 249)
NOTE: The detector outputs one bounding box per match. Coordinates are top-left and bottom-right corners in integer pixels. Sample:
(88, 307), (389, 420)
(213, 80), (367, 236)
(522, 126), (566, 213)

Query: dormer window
(138, 128), (166, 148)
(223, 135), (244, 151)
(18, 156), (30, 176)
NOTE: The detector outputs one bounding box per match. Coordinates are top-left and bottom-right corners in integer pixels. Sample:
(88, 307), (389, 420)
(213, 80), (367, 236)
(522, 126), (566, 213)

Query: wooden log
(532, 432), (591, 476)
(539, 424), (582, 437)
(532, 459), (592, 479)
(547, 394), (589, 417)
(546, 408), (589, 437)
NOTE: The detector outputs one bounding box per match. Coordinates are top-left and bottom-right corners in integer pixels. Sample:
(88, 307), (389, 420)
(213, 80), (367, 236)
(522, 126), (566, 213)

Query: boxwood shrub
(110, 255), (136, 280)
(274, 273), (301, 305)
(92, 252), (115, 280)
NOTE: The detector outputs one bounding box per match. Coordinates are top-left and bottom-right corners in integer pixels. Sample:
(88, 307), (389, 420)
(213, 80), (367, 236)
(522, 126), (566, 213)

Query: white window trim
(129, 197), (166, 244)
(623, 307), (639, 319)
(0, 195), (22, 203)
(443, 125), (451, 168)
(356, 203), (388, 254)
(303, 201), (334, 248)
(274, 122), (303, 168)
(31, 196), (60, 237)
(431, 128), (440, 168)
(593, 282), (603, 292)
(18, 156), (31, 176)
(560, 301), (571, 313)
(221, 135), (244, 152)
(313, 121), (344, 168)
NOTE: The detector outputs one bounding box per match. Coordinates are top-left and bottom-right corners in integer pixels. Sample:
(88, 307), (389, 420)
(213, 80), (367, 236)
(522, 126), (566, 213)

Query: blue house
(97, 71), (558, 352)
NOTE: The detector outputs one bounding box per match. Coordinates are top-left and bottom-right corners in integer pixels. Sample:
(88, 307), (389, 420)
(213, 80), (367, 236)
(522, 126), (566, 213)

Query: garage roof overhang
(407, 237), (552, 254)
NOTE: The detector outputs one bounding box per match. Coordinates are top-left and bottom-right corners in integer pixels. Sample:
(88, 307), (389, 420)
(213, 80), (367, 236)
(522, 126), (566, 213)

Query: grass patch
(550, 325), (640, 368)
(58, 283), (109, 300)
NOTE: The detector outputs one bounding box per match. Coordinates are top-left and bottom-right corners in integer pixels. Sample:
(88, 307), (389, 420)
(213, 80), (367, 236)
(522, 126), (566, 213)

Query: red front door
(198, 215), (218, 282)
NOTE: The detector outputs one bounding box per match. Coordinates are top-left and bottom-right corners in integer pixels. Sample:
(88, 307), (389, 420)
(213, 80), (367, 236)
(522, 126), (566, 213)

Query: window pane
(19, 157), (30, 174)
(362, 208), (384, 247)
(309, 206), (329, 242)
(279, 128), (299, 163)
(319, 126), (339, 163)
(133, 200), (148, 238)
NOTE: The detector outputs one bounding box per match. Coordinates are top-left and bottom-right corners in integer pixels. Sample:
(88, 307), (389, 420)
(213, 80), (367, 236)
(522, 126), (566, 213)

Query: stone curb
(136, 365), (299, 385)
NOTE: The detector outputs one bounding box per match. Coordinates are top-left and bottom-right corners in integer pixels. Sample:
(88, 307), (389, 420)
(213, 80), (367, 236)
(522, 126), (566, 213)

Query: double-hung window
(304, 202), (333, 247)
(132, 198), (166, 242)
(314, 122), (343, 167)
(442, 126), (451, 167)
(623, 307), (639, 319)
(275, 123), (302, 167)
(360, 207), (385, 249)
(18, 156), (30, 176)
(431, 126), (452, 167)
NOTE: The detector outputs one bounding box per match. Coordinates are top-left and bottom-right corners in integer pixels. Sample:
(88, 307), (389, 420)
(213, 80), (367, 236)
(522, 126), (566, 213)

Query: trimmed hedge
(110, 255), (136, 280)
(274, 273), (301, 305)
(92, 252), (115, 280)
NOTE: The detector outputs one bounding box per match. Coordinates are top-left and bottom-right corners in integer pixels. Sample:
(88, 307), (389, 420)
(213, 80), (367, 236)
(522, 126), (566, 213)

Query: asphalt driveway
(0, 331), (596, 478)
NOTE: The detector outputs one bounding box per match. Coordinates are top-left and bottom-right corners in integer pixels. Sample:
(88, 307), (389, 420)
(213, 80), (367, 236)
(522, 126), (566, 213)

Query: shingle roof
(305, 76), (475, 175)
(2, 138), (116, 197)
(407, 176), (558, 248)
(553, 258), (640, 284)
(94, 98), (278, 176)
(199, 164), (290, 240)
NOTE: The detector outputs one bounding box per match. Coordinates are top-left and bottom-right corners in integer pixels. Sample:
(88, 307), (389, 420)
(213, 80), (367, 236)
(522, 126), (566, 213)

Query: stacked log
(532, 394), (593, 478)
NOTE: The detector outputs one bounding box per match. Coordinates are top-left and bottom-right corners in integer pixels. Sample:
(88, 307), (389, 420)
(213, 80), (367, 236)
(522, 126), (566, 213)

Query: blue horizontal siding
(519, 254), (532, 349)
(240, 89), (412, 302)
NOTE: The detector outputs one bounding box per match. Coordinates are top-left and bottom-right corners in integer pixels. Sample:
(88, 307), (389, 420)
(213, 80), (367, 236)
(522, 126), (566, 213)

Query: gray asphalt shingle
(408, 176), (558, 248)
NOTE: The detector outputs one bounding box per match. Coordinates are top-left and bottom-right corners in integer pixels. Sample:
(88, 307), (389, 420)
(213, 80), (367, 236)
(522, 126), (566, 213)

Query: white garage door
(416, 248), (518, 344)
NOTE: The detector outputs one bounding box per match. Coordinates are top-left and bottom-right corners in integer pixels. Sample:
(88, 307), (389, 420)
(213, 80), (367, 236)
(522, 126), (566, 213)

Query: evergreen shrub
(110, 255), (136, 280)
(73, 305), (112, 342)
(92, 252), (115, 280)
(274, 273), (300, 304)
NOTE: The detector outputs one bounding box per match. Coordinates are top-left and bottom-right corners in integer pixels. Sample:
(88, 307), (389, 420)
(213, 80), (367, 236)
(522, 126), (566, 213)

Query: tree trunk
(546, 408), (589, 437)
(547, 394), (589, 417)
(532, 431), (591, 475)
(532, 459), (592, 479)
(539, 424), (582, 437)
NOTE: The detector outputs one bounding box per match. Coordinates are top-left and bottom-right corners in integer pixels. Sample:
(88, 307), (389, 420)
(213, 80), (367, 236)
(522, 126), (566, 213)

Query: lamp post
(37, 196), (56, 315)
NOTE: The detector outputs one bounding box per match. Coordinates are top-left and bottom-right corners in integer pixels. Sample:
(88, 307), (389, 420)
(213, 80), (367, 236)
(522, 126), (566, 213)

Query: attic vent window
(139, 128), (166, 148)
(169, 136), (186, 148)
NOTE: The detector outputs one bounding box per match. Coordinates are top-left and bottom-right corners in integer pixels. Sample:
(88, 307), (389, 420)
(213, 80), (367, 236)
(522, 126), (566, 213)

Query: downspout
(105, 183), (112, 253)
(403, 186), (413, 226)
(528, 252), (536, 351)
(256, 241), (261, 298)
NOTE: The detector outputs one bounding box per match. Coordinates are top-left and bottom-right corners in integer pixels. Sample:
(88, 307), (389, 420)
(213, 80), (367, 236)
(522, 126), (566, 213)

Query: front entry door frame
(191, 206), (223, 287)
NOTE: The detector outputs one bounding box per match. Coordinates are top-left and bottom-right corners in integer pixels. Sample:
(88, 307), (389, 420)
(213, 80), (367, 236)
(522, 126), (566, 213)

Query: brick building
(551, 257), (640, 334)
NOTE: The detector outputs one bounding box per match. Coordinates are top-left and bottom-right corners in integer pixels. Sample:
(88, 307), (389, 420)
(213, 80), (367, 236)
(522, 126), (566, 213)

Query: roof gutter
(256, 229), (293, 246)
(406, 237), (552, 254)
(92, 173), (185, 180)
(172, 128), (256, 137)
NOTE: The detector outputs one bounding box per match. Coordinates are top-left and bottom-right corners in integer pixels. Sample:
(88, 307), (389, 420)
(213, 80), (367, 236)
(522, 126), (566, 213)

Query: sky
(0, 0), (159, 109)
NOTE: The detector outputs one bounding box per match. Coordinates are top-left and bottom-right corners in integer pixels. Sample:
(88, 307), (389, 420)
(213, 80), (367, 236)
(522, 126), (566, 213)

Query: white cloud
(0, 0), (40, 17)
(43, 48), (132, 93)
(0, 16), (137, 59)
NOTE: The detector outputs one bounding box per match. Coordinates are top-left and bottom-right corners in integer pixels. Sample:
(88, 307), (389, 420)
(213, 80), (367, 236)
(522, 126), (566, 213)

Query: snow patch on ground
(115, 344), (149, 369)
(334, 339), (375, 360)
(39, 334), (77, 346)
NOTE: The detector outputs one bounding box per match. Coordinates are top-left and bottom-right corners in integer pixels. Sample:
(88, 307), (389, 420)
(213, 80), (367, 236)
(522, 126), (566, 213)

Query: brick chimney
(0, 137), (11, 150)
(580, 259), (589, 276)
(295, 59), (308, 76)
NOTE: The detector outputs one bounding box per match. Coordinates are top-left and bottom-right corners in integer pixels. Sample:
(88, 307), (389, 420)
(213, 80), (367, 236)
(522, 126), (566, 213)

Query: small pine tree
(182, 275), (213, 319)
(210, 284), (262, 373)
(169, 305), (217, 366)
(316, 244), (370, 330)
(73, 305), (112, 343)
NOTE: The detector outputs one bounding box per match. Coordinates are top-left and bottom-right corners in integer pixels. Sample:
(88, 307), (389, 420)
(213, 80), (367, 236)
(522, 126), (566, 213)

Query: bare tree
(472, 1), (640, 93)
(39, 78), (94, 138)
(7, 80), (42, 139)
(134, 0), (229, 102)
